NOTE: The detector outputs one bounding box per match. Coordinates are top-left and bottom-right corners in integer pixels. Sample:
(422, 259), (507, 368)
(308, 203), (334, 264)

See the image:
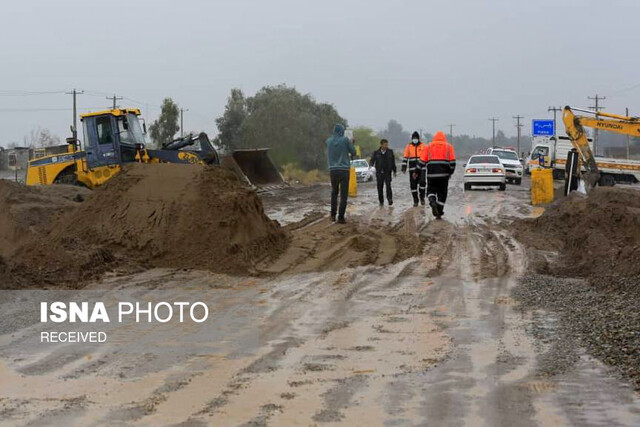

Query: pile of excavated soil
(0, 180), (89, 257)
(7, 164), (288, 288)
(513, 186), (640, 278)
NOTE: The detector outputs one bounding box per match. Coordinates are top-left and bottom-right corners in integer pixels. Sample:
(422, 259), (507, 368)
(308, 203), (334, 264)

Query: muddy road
(1, 172), (639, 426)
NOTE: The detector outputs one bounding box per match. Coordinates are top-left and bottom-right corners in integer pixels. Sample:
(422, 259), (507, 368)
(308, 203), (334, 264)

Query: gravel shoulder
(513, 273), (640, 391)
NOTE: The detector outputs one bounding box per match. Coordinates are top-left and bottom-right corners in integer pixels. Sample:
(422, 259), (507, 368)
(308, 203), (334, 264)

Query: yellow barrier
(530, 168), (554, 205)
(349, 166), (357, 197)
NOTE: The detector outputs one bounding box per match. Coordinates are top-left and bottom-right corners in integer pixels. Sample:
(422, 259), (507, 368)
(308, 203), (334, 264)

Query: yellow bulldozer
(26, 108), (285, 190)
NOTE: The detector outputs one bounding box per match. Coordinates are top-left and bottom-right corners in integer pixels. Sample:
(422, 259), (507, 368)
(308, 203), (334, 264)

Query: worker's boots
(429, 196), (440, 219)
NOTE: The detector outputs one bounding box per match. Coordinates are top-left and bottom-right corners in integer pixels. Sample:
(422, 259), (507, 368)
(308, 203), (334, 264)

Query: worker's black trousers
(330, 169), (350, 219)
(427, 177), (450, 215)
(409, 170), (426, 203)
(376, 173), (393, 204)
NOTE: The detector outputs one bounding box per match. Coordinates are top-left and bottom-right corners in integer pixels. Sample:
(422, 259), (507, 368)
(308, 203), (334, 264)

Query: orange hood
(432, 131), (447, 143)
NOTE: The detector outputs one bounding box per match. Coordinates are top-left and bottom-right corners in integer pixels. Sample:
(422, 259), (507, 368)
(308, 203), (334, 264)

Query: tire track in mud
(78, 214), (516, 425)
(124, 263), (452, 426)
(108, 214), (518, 425)
(85, 211), (453, 424)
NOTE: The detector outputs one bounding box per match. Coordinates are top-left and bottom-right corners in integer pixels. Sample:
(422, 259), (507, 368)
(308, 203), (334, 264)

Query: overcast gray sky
(1, 0), (639, 145)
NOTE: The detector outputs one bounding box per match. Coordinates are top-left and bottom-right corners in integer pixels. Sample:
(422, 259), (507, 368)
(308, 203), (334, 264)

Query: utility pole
(547, 106), (562, 140)
(107, 94), (123, 110)
(65, 89), (84, 141)
(513, 115), (524, 157)
(588, 94), (606, 155)
(180, 108), (189, 137)
(626, 107), (630, 160)
(448, 124), (455, 144)
(489, 118), (499, 147)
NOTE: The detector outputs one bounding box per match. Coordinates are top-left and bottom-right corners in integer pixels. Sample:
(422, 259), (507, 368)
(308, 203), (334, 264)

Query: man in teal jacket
(326, 124), (356, 223)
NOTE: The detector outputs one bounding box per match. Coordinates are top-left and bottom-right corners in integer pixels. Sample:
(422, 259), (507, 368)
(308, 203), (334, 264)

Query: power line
(0, 108), (71, 111)
(0, 90), (66, 96)
(611, 82), (640, 95)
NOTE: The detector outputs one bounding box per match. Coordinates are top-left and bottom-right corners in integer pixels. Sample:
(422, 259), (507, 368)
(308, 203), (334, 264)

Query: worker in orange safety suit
(417, 131), (456, 219)
(401, 131), (427, 206)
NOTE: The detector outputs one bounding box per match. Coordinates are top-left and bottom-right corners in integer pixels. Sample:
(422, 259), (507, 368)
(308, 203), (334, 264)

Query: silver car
(463, 155), (506, 191)
(351, 159), (373, 182)
(488, 148), (523, 185)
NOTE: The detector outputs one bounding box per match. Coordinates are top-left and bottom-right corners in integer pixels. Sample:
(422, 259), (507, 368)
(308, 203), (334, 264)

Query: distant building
(7, 147), (31, 171)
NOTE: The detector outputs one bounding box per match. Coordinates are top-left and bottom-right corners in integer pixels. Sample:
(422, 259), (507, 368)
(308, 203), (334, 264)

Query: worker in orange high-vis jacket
(417, 131), (456, 219)
(401, 131), (427, 206)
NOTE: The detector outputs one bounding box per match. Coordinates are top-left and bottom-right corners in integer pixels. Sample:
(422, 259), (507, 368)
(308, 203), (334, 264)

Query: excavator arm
(562, 106), (601, 188)
(563, 106), (640, 188)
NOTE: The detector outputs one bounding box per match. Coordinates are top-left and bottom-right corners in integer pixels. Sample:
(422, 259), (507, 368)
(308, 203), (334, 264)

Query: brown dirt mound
(0, 180), (89, 257)
(7, 164), (288, 287)
(513, 186), (640, 277)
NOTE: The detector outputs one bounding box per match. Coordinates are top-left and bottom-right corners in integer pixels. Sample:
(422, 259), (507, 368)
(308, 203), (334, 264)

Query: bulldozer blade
(223, 149), (286, 191)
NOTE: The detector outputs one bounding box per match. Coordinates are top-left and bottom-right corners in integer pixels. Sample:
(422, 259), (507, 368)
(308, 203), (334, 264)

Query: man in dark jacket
(326, 123), (356, 224)
(369, 139), (397, 206)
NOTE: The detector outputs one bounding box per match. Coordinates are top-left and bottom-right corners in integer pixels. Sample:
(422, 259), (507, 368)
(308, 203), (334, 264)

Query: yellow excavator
(26, 108), (285, 190)
(562, 106), (640, 188)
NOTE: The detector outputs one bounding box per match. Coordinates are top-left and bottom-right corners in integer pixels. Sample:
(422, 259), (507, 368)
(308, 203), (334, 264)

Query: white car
(351, 159), (373, 182)
(463, 155), (506, 191)
(487, 148), (523, 185)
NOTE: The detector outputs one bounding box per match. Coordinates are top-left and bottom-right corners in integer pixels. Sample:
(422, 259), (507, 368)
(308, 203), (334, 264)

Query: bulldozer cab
(81, 109), (145, 169)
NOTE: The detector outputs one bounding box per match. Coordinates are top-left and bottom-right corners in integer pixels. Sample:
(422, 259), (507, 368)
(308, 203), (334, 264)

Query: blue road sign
(532, 119), (555, 136)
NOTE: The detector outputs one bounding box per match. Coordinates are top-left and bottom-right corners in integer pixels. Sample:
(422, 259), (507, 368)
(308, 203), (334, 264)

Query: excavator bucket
(223, 148), (286, 191)
(563, 107), (601, 189)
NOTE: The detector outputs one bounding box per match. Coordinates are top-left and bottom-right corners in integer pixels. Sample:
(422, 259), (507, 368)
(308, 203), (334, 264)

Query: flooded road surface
(1, 172), (639, 426)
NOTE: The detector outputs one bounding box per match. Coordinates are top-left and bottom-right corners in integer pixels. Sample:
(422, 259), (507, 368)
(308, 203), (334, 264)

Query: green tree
(352, 127), (380, 159)
(214, 88), (247, 151)
(149, 98), (180, 147)
(379, 120), (410, 149)
(220, 84), (347, 170)
(495, 130), (507, 146)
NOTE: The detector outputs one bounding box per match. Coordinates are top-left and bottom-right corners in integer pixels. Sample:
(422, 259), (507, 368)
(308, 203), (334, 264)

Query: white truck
(527, 135), (640, 185)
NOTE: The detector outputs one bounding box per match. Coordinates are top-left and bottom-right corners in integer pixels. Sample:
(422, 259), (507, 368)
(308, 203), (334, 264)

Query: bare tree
(23, 127), (61, 148)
